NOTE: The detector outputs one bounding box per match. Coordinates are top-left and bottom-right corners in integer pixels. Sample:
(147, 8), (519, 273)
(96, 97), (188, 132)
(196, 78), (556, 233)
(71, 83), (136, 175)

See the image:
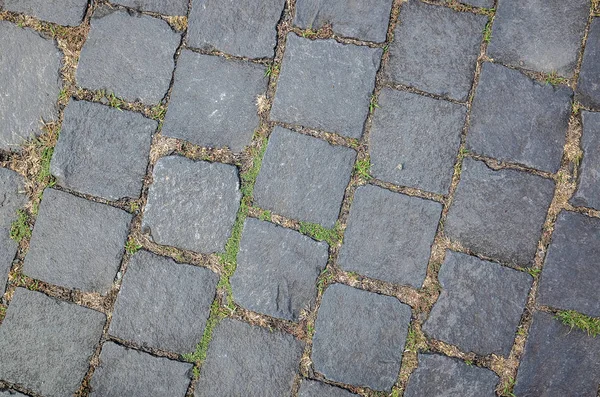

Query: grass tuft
(259, 209), (272, 222)
(10, 210), (32, 243)
(125, 237), (142, 254)
(545, 71), (568, 86)
(555, 310), (600, 337)
(483, 20), (493, 43)
(369, 94), (380, 113)
(298, 221), (341, 246)
(354, 158), (372, 181)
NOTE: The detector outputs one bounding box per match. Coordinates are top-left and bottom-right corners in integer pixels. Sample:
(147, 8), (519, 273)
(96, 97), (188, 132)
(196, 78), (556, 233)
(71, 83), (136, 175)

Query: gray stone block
(22, 188), (132, 293)
(386, 0), (486, 101)
(76, 8), (180, 104)
(423, 251), (532, 356)
(577, 19), (600, 108)
(230, 218), (328, 321)
(312, 284), (411, 391)
(298, 379), (355, 397)
(109, 250), (219, 354)
(572, 112), (600, 210)
(0, 22), (61, 150)
(195, 319), (304, 396)
(253, 127), (355, 228)
(142, 156), (241, 253)
(467, 62), (572, 173)
(0, 288), (105, 397)
(370, 88), (466, 194)
(271, 35), (381, 138)
(0, 169), (26, 295)
(162, 50), (266, 152)
(112, 0), (188, 15)
(0, 391), (26, 397)
(445, 158), (554, 266)
(51, 100), (156, 201)
(2, 0), (87, 26)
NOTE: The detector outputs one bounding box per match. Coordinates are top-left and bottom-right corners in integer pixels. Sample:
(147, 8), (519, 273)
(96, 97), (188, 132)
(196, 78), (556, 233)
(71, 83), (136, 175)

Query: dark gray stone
(338, 185), (441, 287)
(572, 112), (600, 210)
(445, 158), (554, 266)
(112, 0), (188, 15)
(538, 211), (600, 318)
(386, 1), (486, 101)
(0, 288), (105, 397)
(423, 251), (532, 356)
(271, 35), (382, 138)
(514, 312), (600, 396)
(195, 319), (304, 396)
(76, 8), (180, 104)
(142, 156), (241, 253)
(0, 22), (61, 150)
(162, 50), (266, 152)
(109, 250), (219, 354)
(0, 391), (26, 397)
(312, 284), (411, 391)
(187, 0), (285, 58)
(253, 127), (355, 228)
(0, 169), (26, 295)
(230, 218), (328, 321)
(404, 354), (499, 397)
(577, 20), (600, 108)
(90, 342), (192, 397)
(467, 63), (572, 173)
(370, 88), (466, 194)
(22, 188), (132, 293)
(460, 0), (494, 7)
(2, 0), (87, 26)
(488, 0), (589, 77)
(51, 100), (156, 201)
(298, 379), (355, 397)
(294, 0), (393, 42)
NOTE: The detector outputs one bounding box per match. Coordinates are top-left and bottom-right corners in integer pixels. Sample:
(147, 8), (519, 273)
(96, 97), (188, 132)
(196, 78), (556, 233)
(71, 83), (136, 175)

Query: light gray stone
(572, 112), (600, 210)
(577, 19), (600, 108)
(2, 0), (87, 26)
(0, 391), (27, 397)
(112, 0), (188, 15)
(0, 168), (26, 295)
(298, 379), (355, 397)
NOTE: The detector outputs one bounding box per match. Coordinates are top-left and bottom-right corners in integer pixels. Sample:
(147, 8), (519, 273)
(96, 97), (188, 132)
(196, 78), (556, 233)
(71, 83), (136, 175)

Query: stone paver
(109, 250), (219, 354)
(0, 391), (26, 397)
(577, 19), (600, 108)
(22, 188), (131, 293)
(254, 127), (355, 228)
(162, 50), (266, 152)
(0, 169), (26, 295)
(298, 379), (355, 397)
(312, 284), (411, 391)
(113, 0), (188, 15)
(572, 111), (600, 210)
(0, 288), (105, 397)
(445, 158), (554, 266)
(271, 34), (381, 139)
(2, 0), (87, 26)
(230, 218), (328, 321)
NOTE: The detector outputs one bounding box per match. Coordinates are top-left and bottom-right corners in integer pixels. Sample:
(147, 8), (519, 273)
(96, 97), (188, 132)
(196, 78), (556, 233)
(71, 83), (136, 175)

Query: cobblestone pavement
(0, 1), (599, 396)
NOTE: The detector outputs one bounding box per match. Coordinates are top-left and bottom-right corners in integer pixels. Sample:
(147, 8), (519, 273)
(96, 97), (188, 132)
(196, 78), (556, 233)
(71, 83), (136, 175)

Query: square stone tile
(23, 189), (131, 293)
(0, 169), (26, 295)
(254, 127), (355, 228)
(271, 35), (381, 138)
(0, 22), (61, 150)
(338, 185), (441, 288)
(386, 0), (486, 101)
(2, 0), (87, 26)
(312, 284), (411, 391)
(572, 111), (600, 210)
(230, 218), (328, 321)
(467, 62), (572, 173)
(113, 0), (188, 15)
(423, 251), (531, 356)
(577, 20), (600, 108)
(142, 156), (240, 253)
(370, 88), (466, 194)
(187, 0), (285, 58)
(488, 0), (589, 77)
(76, 8), (180, 104)
(445, 158), (554, 266)
(109, 250), (219, 354)
(195, 319), (304, 396)
(162, 50), (266, 152)
(298, 379), (355, 397)
(51, 100), (156, 201)
(0, 288), (105, 397)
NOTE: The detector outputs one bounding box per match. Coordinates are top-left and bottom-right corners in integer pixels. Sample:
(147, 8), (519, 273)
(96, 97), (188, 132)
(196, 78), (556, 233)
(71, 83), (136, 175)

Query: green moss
(125, 237), (142, 254)
(298, 221), (341, 246)
(555, 310), (600, 337)
(259, 209), (272, 222)
(10, 209), (32, 243)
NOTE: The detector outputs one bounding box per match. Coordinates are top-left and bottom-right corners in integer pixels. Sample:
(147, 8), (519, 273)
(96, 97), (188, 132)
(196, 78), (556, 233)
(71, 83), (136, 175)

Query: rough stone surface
(423, 251), (532, 356)
(0, 288), (105, 397)
(2, 0), (87, 26)
(0, 169), (26, 295)
(0, 22), (61, 150)
(162, 50), (266, 152)
(467, 62), (572, 173)
(514, 312), (600, 396)
(230, 218), (328, 321)
(370, 88), (466, 194)
(445, 158), (554, 266)
(22, 188), (132, 293)
(112, 0), (188, 15)
(109, 250), (219, 354)
(386, 0), (486, 101)
(577, 20), (600, 108)
(195, 319), (304, 396)
(294, 0), (393, 42)
(404, 354), (499, 397)
(298, 379), (355, 397)
(271, 35), (382, 138)
(187, 0), (285, 58)
(460, 0), (494, 7)
(538, 211), (600, 318)
(142, 156), (241, 253)
(0, 391), (26, 397)
(572, 112), (600, 210)
(488, 0), (589, 77)
(51, 100), (156, 200)
(312, 284), (411, 391)
(76, 8), (180, 104)
(90, 342), (192, 397)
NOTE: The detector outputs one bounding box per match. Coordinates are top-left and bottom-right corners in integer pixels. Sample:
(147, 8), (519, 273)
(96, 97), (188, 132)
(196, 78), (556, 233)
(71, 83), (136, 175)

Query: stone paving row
(0, 0), (599, 396)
